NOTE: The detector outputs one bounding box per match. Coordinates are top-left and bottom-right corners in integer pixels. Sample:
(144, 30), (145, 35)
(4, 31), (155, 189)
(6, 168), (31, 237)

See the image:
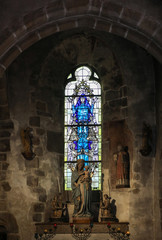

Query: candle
(126, 231), (130, 236)
(57, 176), (61, 193)
(108, 179), (110, 197)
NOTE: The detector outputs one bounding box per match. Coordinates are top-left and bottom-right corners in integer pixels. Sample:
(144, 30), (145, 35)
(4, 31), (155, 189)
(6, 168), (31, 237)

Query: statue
(100, 193), (118, 222)
(71, 159), (92, 222)
(83, 165), (91, 189)
(51, 195), (63, 218)
(100, 194), (111, 217)
(51, 195), (68, 221)
(20, 127), (35, 160)
(140, 122), (152, 156)
(113, 145), (130, 188)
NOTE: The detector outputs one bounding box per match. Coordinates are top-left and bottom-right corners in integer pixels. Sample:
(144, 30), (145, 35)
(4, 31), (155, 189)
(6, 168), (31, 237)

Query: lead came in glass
(64, 66), (101, 190)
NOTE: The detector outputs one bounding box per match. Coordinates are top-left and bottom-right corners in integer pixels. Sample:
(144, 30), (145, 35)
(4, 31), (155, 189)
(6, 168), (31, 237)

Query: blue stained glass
(64, 66), (101, 190)
(72, 94), (94, 123)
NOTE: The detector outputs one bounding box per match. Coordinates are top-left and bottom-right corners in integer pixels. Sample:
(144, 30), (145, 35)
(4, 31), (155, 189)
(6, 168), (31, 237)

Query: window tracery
(64, 66), (101, 190)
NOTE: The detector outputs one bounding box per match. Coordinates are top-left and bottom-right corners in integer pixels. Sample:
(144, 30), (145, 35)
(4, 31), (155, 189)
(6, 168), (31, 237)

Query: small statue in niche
(113, 145), (130, 188)
(100, 194), (111, 217)
(100, 193), (118, 222)
(20, 127), (35, 160)
(140, 122), (152, 156)
(51, 195), (63, 218)
(51, 194), (68, 220)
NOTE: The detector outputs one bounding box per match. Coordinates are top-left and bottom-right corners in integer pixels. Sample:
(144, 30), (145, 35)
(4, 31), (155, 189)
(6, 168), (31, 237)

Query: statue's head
(76, 159), (85, 171)
(85, 165), (89, 171)
(104, 194), (108, 199)
(117, 144), (122, 152)
(80, 97), (85, 104)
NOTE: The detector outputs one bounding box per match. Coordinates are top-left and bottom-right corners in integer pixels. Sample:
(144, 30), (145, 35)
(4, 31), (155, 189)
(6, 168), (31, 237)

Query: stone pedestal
(101, 216), (118, 223)
(72, 216), (93, 224)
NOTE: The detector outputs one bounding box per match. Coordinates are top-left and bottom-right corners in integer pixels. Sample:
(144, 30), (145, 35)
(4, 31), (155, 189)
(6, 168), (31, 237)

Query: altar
(35, 222), (129, 240)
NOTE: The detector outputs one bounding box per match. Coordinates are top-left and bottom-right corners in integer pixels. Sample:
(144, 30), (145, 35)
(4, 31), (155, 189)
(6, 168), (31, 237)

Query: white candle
(108, 179), (110, 197)
(57, 176), (61, 193)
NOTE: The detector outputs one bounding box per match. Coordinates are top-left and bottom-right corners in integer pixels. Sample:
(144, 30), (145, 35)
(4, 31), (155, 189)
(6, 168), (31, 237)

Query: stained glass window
(64, 66), (101, 190)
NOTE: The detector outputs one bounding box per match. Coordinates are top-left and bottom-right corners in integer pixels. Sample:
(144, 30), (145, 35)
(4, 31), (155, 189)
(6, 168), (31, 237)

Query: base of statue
(49, 216), (69, 222)
(101, 216), (119, 223)
(72, 216), (93, 224)
(116, 184), (130, 188)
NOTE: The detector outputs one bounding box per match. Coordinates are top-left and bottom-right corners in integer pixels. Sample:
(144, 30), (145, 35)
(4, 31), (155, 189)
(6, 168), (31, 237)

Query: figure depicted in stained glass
(72, 94), (94, 163)
(72, 95), (94, 123)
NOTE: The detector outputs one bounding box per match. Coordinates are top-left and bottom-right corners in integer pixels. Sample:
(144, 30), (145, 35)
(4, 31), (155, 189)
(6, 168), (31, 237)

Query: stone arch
(0, 0), (162, 77)
(3, 13), (161, 238)
(0, 213), (19, 233)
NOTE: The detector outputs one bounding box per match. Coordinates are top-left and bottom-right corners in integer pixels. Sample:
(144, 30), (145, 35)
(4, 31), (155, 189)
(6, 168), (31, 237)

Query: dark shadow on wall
(0, 226), (7, 240)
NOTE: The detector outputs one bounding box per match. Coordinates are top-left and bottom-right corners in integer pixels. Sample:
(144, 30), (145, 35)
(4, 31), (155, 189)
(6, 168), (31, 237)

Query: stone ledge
(35, 222), (129, 234)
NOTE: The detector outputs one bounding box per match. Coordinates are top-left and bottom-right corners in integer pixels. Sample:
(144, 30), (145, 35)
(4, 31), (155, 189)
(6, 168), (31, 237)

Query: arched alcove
(3, 26), (159, 240)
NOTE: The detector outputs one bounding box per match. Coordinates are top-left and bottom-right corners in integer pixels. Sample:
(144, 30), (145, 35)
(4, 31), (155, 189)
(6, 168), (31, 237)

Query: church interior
(0, 0), (162, 240)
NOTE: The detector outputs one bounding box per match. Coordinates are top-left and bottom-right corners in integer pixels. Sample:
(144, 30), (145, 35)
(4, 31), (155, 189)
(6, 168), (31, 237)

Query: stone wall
(0, 29), (160, 240)
(154, 61), (162, 240)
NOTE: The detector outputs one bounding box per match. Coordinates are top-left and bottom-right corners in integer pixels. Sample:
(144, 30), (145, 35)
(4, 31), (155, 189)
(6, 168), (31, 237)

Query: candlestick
(108, 179), (111, 197)
(57, 176), (61, 193)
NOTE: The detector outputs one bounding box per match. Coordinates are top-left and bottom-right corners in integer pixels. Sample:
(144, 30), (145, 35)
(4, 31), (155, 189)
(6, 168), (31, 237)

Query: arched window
(64, 66), (101, 190)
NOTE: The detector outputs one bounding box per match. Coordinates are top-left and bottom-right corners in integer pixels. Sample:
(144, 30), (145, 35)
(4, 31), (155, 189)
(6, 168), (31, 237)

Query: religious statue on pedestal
(51, 194), (68, 222)
(71, 159), (93, 223)
(113, 145), (130, 188)
(100, 193), (118, 223)
(20, 127), (35, 160)
(51, 195), (63, 218)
